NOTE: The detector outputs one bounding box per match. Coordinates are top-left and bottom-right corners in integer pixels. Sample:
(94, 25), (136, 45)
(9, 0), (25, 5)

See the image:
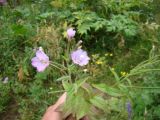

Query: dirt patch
(0, 99), (19, 120)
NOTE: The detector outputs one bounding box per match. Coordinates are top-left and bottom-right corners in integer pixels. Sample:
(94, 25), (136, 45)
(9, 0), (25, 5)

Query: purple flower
(71, 49), (90, 66)
(0, 0), (7, 5)
(31, 47), (49, 72)
(126, 101), (132, 120)
(67, 28), (76, 39)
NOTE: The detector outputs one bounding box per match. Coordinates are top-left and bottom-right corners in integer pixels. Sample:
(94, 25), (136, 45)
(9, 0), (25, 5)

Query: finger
(42, 105), (62, 120)
(55, 92), (67, 106)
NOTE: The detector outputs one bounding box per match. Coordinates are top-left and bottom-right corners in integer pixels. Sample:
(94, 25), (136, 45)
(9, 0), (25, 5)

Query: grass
(0, 0), (160, 120)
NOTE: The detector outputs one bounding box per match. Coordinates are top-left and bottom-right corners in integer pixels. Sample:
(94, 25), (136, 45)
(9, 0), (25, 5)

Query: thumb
(55, 92), (67, 108)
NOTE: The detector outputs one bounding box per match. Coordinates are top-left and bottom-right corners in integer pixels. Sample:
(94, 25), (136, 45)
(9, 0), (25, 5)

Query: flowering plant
(30, 27), (133, 120)
(31, 28), (160, 120)
(31, 28), (93, 119)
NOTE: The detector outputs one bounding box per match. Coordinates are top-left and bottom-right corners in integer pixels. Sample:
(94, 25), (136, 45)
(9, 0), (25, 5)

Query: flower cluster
(31, 28), (90, 72)
(105, 53), (113, 57)
(120, 71), (128, 77)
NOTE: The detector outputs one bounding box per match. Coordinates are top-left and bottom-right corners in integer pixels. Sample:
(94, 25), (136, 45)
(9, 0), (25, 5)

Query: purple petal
(36, 50), (49, 61)
(31, 57), (48, 72)
(31, 48), (50, 72)
(0, 0), (6, 4)
(67, 28), (76, 38)
(36, 63), (47, 72)
(71, 49), (90, 66)
(126, 102), (132, 120)
(31, 57), (40, 68)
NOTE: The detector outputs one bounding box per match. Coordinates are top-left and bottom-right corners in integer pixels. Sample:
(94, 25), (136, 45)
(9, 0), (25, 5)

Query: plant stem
(125, 86), (160, 89)
(50, 63), (67, 75)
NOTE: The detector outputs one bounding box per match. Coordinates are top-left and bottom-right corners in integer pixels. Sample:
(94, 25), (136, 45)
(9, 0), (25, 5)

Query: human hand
(42, 92), (67, 120)
(42, 92), (89, 120)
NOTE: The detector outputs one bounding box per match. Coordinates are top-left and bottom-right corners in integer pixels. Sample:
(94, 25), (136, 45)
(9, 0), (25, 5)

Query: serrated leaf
(92, 20), (107, 31)
(77, 23), (93, 35)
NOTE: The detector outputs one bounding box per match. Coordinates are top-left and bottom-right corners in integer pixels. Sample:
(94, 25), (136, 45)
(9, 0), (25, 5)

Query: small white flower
(83, 69), (88, 72)
(3, 77), (9, 84)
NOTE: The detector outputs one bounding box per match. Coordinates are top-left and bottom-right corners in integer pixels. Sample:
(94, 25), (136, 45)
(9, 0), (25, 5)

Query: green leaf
(63, 91), (90, 119)
(107, 97), (124, 112)
(75, 77), (89, 88)
(37, 12), (54, 19)
(35, 71), (47, 80)
(77, 22), (93, 35)
(90, 96), (108, 111)
(106, 15), (138, 36)
(76, 95), (90, 119)
(11, 24), (28, 36)
(23, 64), (29, 76)
(153, 105), (160, 117)
(62, 81), (72, 92)
(109, 67), (120, 83)
(93, 84), (122, 97)
(56, 76), (70, 81)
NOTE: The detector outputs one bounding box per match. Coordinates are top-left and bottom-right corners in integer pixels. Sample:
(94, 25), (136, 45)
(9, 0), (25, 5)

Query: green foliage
(93, 84), (122, 97)
(0, 0), (160, 120)
(0, 82), (11, 112)
(73, 11), (107, 35)
(107, 15), (138, 36)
